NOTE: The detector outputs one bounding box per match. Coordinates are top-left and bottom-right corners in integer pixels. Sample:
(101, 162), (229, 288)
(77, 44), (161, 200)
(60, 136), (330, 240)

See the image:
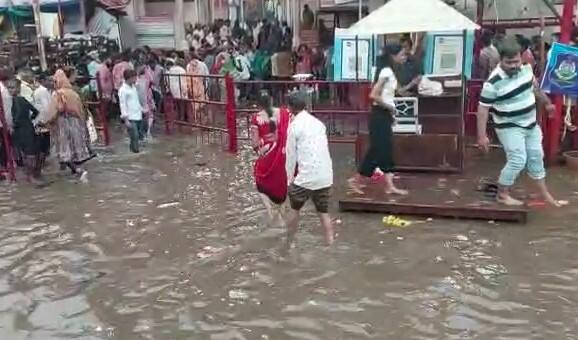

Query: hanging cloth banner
(541, 42), (578, 96)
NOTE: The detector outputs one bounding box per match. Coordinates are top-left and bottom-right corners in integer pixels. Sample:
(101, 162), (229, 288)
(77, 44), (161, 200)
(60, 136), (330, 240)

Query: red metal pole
(225, 74), (238, 154)
(0, 87), (16, 181)
(548, 0), (576, 163)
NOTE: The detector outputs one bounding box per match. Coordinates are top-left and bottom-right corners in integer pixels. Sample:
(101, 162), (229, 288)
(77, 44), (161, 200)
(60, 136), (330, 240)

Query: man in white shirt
(285, 91), (335, 246)
(0, 69), (12, 132)
(0, 68), (13, 172)
(32, 73), (53, 166)
(33, 73), (52, 115)
(167, 59), (188, 100)
(118, 69), (144, 153)
(17, 69), (35, 104)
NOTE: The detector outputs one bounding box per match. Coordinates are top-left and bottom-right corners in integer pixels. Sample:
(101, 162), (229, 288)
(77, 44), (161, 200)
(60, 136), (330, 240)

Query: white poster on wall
(39, 13), (59, 38)
(341, 39), (370, 80)
(432, 35), (464, 75)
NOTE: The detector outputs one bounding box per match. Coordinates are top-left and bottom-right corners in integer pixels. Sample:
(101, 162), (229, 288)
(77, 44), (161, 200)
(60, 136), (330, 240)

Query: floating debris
(197, 246), (223, 259)
(157, 202), (181, 209)
(450, 189), (461, 197)
(455, 235), (469, 241)
(228, 289), (249, 300)
(383, 215), (412, 228)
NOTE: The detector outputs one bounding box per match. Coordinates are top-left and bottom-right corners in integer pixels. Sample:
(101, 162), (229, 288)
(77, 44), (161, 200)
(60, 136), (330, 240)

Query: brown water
(1, 136), (578, 340)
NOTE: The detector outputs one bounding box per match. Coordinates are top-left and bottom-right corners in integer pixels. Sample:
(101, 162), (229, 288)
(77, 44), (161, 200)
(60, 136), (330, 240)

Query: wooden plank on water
(338, 198), (528, 223)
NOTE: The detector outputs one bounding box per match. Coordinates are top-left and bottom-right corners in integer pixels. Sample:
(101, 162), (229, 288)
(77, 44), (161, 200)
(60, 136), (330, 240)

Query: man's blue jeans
(495, 125), (546, 187)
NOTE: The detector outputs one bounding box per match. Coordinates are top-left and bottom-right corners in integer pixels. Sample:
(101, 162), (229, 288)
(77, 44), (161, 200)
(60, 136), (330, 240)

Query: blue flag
(541, 42), (578, 96)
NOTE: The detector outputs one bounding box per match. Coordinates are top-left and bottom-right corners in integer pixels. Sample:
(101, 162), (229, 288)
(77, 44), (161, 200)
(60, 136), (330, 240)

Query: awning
(347, 0), (479, 35)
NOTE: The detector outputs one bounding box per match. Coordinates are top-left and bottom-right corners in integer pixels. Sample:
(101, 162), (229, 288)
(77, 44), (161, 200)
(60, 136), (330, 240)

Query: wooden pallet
(339, 197), (528, 223)
(337, 174), (529, 223)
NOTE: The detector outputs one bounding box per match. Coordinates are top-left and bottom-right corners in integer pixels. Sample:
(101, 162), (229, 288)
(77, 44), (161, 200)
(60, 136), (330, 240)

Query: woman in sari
(186, 51), (208, 122)
(34, 69), (94, 182)
(250, 91), (290, 221)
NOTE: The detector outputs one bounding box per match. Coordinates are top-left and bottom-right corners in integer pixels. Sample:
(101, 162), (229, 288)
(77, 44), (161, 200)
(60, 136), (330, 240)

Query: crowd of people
(476, 29), (578, 81)
(1, 15), (571, 244)
(0, 67), (96, 184)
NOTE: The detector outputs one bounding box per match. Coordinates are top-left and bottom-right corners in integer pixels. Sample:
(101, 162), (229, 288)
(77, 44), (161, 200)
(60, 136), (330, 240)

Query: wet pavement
(1, 135), (578, 339)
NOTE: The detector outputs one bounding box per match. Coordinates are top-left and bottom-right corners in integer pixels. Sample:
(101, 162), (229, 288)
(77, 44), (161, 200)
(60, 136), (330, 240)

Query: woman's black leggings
(359, 105), (395, 177)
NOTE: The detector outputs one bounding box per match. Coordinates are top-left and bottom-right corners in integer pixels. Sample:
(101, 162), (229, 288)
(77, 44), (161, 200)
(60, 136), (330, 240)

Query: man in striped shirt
(477, 38), (563, 207)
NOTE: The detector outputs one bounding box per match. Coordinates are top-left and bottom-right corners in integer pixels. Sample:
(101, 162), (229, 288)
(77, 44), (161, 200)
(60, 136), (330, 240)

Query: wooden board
(337, 173), (529, 223)
(339, 198), (527, 223)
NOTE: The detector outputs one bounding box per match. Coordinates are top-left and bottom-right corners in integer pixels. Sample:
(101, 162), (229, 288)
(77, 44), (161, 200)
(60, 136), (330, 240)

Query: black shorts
(288, 184), (331, 213)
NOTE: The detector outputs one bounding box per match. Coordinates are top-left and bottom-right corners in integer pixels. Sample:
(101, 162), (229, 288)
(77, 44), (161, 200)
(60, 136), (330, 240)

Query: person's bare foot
(496, 193), (524, 206)
(385, 186), (409, 195)
(347, 177), (365, 195)
(542, 192), (567, 207)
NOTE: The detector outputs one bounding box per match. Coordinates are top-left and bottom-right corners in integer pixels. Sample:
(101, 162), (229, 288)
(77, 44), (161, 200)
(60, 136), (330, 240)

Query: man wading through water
(477, 38), (565, 207)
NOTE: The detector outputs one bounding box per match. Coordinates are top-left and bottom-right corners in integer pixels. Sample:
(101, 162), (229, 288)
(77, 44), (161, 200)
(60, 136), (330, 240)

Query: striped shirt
(479, 64), (537, 129)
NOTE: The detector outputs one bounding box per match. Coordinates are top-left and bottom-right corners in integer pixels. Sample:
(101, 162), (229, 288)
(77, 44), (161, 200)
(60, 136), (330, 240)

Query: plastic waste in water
(382, 215), (411, 228)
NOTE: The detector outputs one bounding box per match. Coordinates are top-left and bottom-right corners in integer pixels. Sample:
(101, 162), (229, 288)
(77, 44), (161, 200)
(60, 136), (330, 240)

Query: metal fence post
(225, 74), (238, 154)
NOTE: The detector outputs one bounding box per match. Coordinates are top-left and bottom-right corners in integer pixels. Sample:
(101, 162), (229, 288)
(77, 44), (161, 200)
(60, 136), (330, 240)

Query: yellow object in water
(382, 215), (412, 228)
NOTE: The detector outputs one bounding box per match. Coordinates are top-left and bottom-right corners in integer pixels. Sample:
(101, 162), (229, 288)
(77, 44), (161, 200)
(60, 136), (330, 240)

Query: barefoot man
(285, 90), (335, 246)
(477, 37), (562, 207)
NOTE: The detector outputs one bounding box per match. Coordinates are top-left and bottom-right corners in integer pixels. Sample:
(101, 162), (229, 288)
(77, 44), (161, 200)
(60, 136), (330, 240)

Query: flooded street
(1, 135), (578, 339)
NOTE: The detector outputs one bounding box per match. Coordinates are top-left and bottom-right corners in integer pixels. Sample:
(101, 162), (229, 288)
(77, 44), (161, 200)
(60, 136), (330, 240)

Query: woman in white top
(348, 44), (410, 196)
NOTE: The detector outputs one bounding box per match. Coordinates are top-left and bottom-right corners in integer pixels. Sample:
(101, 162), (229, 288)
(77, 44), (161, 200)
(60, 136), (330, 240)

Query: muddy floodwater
(1, 135), (578, 340)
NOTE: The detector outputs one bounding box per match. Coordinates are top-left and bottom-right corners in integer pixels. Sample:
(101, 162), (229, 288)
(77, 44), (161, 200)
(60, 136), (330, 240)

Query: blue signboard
(541, 42), (578, 96)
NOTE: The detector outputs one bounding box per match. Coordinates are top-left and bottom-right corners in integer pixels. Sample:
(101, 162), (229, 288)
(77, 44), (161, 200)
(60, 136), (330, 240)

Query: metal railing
(162, 73), (237, 153)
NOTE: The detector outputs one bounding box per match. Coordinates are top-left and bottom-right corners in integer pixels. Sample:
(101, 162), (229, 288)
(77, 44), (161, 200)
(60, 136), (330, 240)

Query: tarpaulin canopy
(347, 0), (479, 35)
(0, 6), (32, 18)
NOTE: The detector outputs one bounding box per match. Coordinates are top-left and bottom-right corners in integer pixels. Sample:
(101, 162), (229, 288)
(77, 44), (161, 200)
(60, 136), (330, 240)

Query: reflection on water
(1, 136), (578, 339)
